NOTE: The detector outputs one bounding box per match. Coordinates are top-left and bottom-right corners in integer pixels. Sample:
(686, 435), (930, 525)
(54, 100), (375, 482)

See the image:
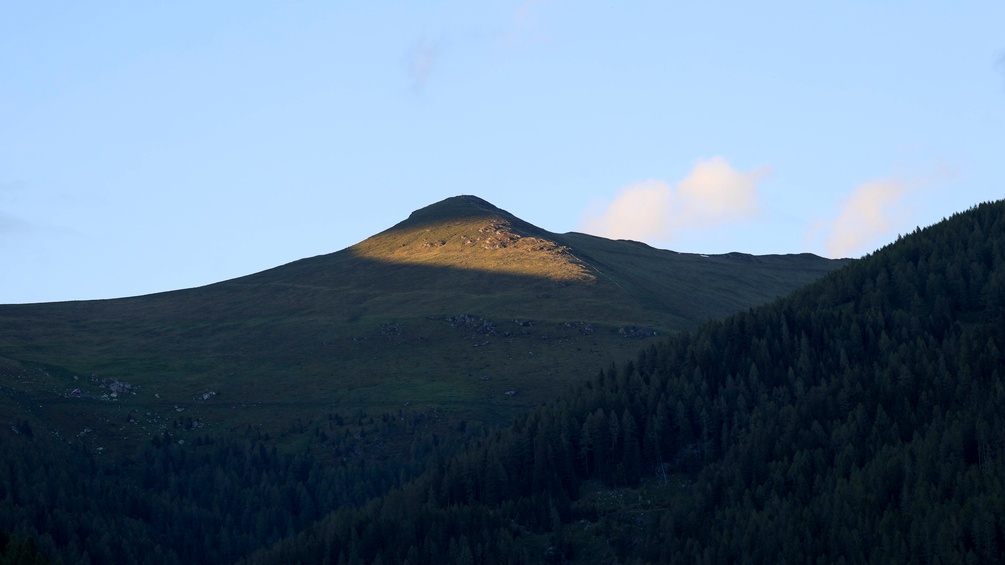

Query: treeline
(0, 408), (480, 564)
(249, 201), (1005, 564)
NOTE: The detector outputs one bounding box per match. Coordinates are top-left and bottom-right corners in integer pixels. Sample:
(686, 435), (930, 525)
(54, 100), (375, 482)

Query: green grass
(0, 196), (848, 454)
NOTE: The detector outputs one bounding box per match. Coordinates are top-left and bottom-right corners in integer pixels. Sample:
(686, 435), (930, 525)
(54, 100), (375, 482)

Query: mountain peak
(395, 195), (517, 230)
(351, 195), (594, 283)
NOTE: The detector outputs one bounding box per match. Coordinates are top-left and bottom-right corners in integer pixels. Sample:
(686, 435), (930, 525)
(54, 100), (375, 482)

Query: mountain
(5, 198), (999, 564)
(249, 199), (1005, 564)
(0, 195), (848, 564)
(0, 195), (844, 453)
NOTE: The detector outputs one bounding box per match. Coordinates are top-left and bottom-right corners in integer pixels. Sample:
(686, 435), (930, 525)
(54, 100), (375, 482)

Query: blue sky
(2, 1), (1003, 303)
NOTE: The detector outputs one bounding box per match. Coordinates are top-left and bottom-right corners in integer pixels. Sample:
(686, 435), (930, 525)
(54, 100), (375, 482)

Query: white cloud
(677, 156), (768, 222)
(581, 180), (673, 242)
(580, 157), (770, 244)
(824, 180), (908, 258)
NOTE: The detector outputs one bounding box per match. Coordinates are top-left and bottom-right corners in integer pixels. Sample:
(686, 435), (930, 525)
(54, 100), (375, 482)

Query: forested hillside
(250, 200), (1005, 564)
(0, 407), (478, 564)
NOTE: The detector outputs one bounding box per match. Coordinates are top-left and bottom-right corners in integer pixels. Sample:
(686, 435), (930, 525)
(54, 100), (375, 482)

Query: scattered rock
(564, 321), (596, 335)
(103, 378), (137, 394)
(380, 323), (403, 339)
(446, 314), (497, 335)
(618, 326), (658, 338)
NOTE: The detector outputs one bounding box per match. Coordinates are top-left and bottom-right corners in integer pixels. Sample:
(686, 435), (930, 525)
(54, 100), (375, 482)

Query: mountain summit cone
(350, 195), (593, 283)
(391, 194), (519, 226)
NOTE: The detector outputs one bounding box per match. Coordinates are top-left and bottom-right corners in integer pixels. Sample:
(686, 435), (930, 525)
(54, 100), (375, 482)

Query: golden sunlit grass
(350, 195), (595, 282)
(351, 215), (594, 283)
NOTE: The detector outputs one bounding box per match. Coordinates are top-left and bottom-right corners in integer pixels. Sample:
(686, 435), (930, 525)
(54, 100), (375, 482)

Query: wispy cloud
(407, 37), (440, 90)
(504, 0), (553, 46)
(580, 157), (770, 244)
(812, 162), (957, 258)
(824, 180), (908, 258)
(0, 212), (29, 238)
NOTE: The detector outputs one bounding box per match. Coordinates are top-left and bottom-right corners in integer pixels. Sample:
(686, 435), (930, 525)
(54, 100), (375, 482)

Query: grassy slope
(0, 196), (846, 454)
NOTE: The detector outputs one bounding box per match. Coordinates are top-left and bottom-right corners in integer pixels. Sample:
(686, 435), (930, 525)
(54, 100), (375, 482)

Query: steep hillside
(251, 200), (1005, 564)
(0, 195), (843, 454)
